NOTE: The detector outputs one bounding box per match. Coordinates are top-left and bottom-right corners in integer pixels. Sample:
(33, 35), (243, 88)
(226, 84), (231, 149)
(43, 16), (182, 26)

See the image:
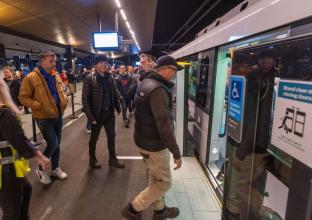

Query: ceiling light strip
(115, 0), (121, 8)
(115, 1), (141, 51)
(120, 9), (127, 21)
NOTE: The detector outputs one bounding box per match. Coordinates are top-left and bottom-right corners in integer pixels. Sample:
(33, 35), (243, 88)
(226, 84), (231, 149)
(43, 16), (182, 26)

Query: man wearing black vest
(122, 55), (183, 220)
(82, 55), (125, 169)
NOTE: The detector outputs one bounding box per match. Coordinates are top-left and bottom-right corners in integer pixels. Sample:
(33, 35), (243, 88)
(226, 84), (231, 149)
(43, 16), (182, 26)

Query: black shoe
(89, 158), (101, 169)
(216, 171), (224, 182)
(109, 158), (125, 169)
(153, 207), (179, 220)
(223, 208), (240, 220)
(121, 204), (142, 220)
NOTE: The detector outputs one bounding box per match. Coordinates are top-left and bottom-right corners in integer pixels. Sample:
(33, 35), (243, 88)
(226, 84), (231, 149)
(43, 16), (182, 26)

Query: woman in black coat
(3, 66), (22, 109)
(0, 78), (51, 220)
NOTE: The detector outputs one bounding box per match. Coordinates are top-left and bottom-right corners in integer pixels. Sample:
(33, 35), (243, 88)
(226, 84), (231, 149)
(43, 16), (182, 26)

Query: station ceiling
(0, 0), (244, 58)
(0, 0), (157, 56)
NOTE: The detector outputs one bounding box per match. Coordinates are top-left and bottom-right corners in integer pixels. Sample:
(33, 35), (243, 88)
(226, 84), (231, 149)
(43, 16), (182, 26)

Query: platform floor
(7, 113), (221, 220)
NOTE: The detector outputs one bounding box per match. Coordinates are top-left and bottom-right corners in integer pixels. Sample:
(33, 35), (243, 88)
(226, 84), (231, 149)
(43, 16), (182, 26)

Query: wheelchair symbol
(232, 82), (239, 99)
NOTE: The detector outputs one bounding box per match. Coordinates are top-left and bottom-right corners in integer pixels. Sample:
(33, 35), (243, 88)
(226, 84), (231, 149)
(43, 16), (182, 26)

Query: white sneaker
(51, 167), (68, 180)
(86, 129), (91, 134)
(36, 169), (52, 185)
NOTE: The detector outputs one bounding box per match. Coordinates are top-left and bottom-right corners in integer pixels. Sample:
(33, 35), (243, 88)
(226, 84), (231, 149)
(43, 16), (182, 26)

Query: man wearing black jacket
(82, 55), (125, 169)
(122, 55), (183, 220)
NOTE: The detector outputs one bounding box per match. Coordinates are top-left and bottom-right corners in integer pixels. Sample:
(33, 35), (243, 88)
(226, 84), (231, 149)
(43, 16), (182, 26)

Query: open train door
(175, 62), (190, 156)
(223, 35), (312, 220)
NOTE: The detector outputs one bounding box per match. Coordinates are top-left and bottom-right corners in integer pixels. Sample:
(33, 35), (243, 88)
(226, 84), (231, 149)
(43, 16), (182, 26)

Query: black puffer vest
(134, 73), (173, 151)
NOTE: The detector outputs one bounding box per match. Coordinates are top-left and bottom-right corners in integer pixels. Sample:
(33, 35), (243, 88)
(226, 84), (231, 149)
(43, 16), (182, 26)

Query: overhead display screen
(92, 32), (119, 50)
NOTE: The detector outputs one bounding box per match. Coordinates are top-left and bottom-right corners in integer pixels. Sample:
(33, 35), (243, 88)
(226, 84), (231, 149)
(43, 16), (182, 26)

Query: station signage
(227, 75), (246, 143)
(271, 80), (312, 168)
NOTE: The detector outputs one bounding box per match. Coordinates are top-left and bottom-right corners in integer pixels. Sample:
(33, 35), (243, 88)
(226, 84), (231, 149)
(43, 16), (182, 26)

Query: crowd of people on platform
(0, 50), (183, 220)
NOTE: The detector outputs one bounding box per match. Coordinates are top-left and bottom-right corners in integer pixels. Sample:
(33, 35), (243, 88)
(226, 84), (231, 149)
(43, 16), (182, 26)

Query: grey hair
(39, 51), (56, 64)
(142, 57), (156, 71)
(0, 78), (20, 114)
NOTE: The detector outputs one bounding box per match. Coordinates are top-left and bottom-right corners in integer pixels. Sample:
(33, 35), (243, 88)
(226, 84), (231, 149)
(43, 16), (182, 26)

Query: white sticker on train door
(271, 80), (312, 168)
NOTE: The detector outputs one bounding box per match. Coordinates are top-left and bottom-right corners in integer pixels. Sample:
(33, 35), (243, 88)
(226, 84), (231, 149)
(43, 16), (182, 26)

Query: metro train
(172, 0), (312, 219)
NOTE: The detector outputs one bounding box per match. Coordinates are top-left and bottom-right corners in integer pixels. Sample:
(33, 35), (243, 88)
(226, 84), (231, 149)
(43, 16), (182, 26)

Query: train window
(195, 55), (209, 109)
(188, 60), (198, 101)
(240, 1), (248, 12)
(215, 19), (221, 27)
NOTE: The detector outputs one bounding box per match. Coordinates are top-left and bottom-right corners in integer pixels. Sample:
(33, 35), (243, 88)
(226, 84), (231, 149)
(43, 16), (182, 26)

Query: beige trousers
(132, 149), (171, 211)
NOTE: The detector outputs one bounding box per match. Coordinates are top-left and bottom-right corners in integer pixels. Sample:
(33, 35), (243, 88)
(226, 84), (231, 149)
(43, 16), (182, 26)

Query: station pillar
(65, 45), (75, 72)
(0, 44), (7, 66)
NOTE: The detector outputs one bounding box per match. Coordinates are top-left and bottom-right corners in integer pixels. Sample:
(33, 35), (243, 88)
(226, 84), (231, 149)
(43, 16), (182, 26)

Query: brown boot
(121, 204), (142, 220)
(153, 207), (179, 220)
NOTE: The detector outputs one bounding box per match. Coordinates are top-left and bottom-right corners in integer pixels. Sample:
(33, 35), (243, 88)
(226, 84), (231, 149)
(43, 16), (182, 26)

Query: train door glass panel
(193, 51), (214, 163)
(223, 36), (312, 220)
(185, 55), (199, 156)
(205, 28), (290, 198)
(208, 48), (232, 192)
(195, 56), (209, 109)
(184, 51), (215, 163)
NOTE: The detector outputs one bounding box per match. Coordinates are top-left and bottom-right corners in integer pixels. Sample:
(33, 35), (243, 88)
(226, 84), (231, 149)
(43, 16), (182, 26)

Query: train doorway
(223, 35), (312, 220)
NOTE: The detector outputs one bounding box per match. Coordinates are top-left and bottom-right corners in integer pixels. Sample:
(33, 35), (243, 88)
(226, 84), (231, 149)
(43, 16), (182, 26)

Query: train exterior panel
(172, 0), (312, 59)
(172, 0), (312, 219)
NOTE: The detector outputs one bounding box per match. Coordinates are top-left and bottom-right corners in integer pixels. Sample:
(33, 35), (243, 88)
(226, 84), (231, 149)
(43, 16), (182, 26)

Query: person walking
(115, 64), (133, 128)
(19, 51), (68, 184)
(122, 55), (183, 220)
(127, 66), (137, 116)
(0, 78), (51, 219)
(82, 55), (125, 169)
(2, 66), (23, 110)
(138, 51), (156, 83)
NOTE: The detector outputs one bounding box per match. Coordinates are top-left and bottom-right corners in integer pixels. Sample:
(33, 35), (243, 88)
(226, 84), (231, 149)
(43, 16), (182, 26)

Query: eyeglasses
(139, 54), (148, 60)
(167, 67), (178, 72)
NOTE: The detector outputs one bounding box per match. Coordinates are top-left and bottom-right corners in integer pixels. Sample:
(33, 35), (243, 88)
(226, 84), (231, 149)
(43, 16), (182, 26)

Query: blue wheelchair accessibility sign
(231, 80), (242, 102)
(228, 75), (246, 143)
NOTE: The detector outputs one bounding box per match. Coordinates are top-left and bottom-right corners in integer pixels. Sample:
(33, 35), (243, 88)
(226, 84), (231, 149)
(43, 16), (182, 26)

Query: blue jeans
(36, 117), (63, 170)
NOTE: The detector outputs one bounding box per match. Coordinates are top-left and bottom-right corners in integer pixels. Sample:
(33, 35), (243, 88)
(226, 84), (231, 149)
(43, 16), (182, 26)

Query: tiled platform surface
(167, 157), (221, 220)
